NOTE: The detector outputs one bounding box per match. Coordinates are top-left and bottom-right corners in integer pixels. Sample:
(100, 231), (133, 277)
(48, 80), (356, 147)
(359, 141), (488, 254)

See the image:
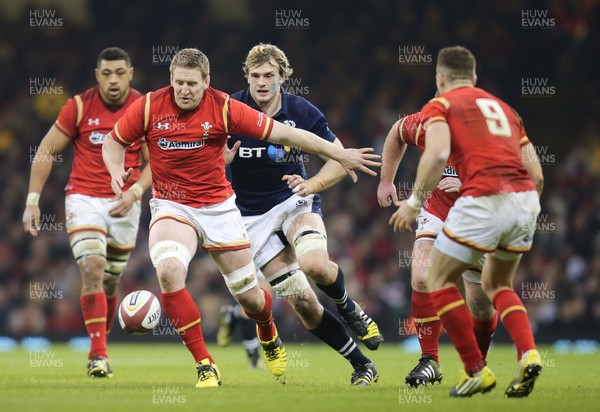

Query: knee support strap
(293, 228), (327, 258)
(462, 267), (482, 284)
(149, 240), (192, 269)
(222, 261), (258, 296)
(267, 263), (310, 298)
(105, 249), (131, 277)
(70, 231), (106, 262)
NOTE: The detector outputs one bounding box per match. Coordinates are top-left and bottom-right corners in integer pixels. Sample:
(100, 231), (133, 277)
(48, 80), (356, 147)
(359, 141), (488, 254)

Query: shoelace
(264, 347), (280, 361)
(346, 311), (370, 332)
(408, 356), (433, 374)
(198, 366), (214, 381)
(263, 337), (283, 361)
(352, 366), (372, 381)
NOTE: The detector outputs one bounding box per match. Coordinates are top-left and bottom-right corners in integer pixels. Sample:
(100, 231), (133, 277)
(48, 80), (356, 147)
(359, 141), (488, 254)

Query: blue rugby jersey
(228, 88), (336, 216)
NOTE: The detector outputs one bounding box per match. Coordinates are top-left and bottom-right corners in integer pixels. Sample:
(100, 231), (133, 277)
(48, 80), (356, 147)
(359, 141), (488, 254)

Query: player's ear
(128, 66), (134, 81)
(204, 75), (210, 88)
(472, 73), (477, 86)
(94, 67), (100, 83)
(435, 72), (443, 91)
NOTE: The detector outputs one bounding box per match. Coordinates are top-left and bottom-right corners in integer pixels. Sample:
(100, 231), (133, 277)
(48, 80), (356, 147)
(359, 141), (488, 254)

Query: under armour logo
(156, 122), (170, 130)
(88, 118), (100, 126)
(89, 332), (101, 338)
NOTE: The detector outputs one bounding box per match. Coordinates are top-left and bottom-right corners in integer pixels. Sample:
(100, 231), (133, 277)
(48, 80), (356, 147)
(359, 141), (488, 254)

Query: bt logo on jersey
(238, 147), (267, 158)
(237, 145), (308, 163)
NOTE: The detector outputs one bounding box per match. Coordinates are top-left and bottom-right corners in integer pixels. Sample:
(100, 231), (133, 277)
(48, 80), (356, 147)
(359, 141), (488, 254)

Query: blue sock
(310, 308), (370, 367)
(316, 267), (356, 313)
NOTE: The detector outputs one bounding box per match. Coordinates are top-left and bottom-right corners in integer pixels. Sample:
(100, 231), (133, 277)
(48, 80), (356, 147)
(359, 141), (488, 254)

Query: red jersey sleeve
(398, 112), (424, 147)
(514, 111), (531, 147)
(227, 97), (274, 140)
(54, 97), (79, 138)
(112, 93), (148, 146)
(421, 97), (450, 128)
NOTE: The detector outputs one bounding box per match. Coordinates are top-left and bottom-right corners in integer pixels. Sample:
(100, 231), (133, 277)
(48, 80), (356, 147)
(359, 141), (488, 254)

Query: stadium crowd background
(0, 0), (599, 344)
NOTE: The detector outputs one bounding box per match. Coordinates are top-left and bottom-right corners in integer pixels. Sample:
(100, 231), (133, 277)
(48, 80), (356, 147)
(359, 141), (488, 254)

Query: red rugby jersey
(398, 112), (459, 221)
(113, 86), (274, 208)
(54, 87), (143, 197)
(420, 87), (534, 197)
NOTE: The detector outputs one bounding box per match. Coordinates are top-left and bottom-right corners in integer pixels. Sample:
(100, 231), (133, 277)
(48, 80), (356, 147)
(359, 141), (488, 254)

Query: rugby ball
(118, 290), (161, 335)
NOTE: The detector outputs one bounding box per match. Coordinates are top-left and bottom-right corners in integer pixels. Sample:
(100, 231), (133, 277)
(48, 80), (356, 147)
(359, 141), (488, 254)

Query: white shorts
(415, 208), (484, 283)
(149, 196), (250, 252)
(65, 194), (141, 249)
(415, 209), (443, 241)
(435, 191), (540, 264)
(242, 194), (320, 269)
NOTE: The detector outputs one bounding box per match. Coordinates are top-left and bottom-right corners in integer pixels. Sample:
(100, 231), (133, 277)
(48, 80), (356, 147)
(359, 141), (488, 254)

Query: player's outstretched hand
(388, 199), (420, 233)
(339, 148), (381, 182)
(111, 167), (133, 197)
(282, 174), (312, 197)
(23, 205), (41, 237)
(377, 182), (398, 207)
(109, 190), (137, 217)
(224, 139), (241, 165)
(437, 176), (461, 193)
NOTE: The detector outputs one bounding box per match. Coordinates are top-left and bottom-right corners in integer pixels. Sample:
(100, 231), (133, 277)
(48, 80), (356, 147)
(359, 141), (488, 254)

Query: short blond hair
(243, 43), (293, 78)
(170, 48), (210, 79)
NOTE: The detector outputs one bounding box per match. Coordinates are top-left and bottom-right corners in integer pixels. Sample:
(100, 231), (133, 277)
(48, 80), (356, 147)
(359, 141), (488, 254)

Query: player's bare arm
(269, 121), (381, 183)
(377, 119), (407, 207)
(282, 138), (347, 196)
(102, 132), (131, 197)
(389, 121), (450, 233)
(521, 143), (544, 196)
(23, 125), (71, 236)
(108, 140), (152, 217)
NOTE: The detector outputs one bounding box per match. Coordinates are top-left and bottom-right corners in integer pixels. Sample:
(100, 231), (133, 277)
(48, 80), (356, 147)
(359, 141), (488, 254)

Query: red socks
(430, 287), (485, 373)
(472, 311), (498, 359)
(162, 288), (213, 363)
(493, 289), (535, 359)
(105, 295), (118, 333)
(244, 288), (275, 342)
(80, 292), (108, 359)
(412, 290), (442, 362)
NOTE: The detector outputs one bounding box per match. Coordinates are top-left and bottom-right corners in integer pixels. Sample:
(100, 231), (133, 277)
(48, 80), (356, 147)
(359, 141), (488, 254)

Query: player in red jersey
(23, 47), (151, 378)
(390, 46), (544, 397)
(379, 110), (541, 388)
(102, 48), (380, 388)
(378, 112), (495, 387)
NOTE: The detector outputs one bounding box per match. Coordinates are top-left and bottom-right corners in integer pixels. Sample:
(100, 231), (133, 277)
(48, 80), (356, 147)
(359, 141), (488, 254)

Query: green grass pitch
(2, 342), (598, 411)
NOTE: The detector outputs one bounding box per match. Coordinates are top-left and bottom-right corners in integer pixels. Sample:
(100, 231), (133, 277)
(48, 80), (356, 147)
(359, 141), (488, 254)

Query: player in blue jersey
(218, 44), (382, 385)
